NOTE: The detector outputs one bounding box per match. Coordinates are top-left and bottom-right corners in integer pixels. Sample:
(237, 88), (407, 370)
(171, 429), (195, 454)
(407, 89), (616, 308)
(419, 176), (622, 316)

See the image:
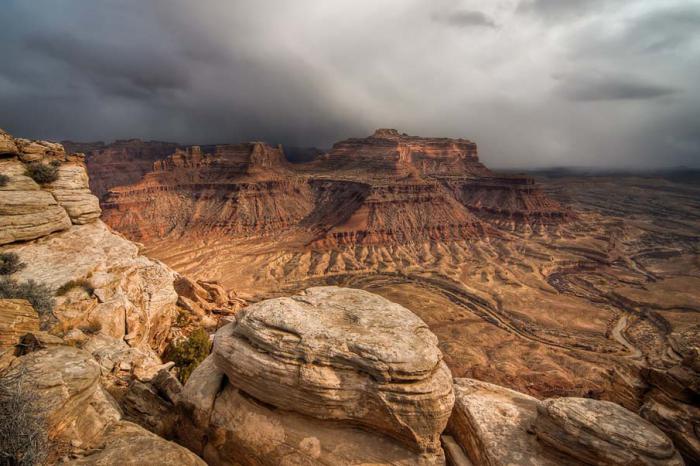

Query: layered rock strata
(99, 129), (568, 250)
(177, 286), (454, 465)
(448, 378), (684, 466)
(4, 342), (205, 465)
(62, 139), (181, 200)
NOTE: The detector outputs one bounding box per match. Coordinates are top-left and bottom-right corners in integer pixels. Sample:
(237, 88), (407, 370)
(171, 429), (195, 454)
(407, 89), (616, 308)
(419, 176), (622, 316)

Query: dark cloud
(0, 0), (698, 168)
(559, 74), (679, 101)
(24, 32), (191, 98)
(432, 10), (496, 28)
(517, 0), (624, 21)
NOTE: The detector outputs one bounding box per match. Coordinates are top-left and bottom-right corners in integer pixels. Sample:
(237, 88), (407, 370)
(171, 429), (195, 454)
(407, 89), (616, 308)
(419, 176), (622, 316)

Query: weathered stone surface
(67, 421), (205, 466)
(177, 358), (445, 466)
(5, 221), (178, 349)
(641, 391), (700, 465)
(213, 286), (454, 453)
(0, 299), (39, 349)
(178, 287), (453, 465)
(14, 137), (66, 162)
(640, 325), (700, 464)
(11, 345), (204, 465)
(534, 397), (684, 465)
(122, 379), (178, 438)
(0, 128), (19, 154)
(448, 378), (574, 466)
(441, 435), (473, 466)
(46, 164), (101, 224)
(0, 159), (72, 245)
(14, 346), (106, 442)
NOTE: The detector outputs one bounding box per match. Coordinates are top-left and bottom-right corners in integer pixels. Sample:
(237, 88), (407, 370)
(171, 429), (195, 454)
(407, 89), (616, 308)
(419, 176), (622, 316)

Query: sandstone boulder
(448, 378), (574, 466)
(0, 128), (18, 154)
(0, 159), (72, 245)
(448, 378), (684, 466)
(534, 397), (684, 465)
(46, 164), (101, 224)
(213, 286), (454, 452)
(0, 299), (39, 349)
(14, 137), (66, 162)
(178, 286), (454, 465)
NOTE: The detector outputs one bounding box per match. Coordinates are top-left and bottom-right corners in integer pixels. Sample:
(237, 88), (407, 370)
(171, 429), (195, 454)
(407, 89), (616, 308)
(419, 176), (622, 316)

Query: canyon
(1, 128), (698, 465)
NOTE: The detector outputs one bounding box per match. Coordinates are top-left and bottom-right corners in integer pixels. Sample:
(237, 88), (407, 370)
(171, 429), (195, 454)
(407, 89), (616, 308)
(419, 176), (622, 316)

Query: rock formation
(177, 286), (454, 465)
(640, 326), (700, 463)
(62, 139), (181, 200)
(0, 299), (39, 350)
(448, 378), (684, 466)
(97, 129), (567, 283)
(3, 340), (205, 465)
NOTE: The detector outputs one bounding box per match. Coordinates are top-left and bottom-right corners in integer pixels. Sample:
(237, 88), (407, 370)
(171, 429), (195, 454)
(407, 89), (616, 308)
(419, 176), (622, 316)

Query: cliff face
(316, 128), (490, 177)
(62, 139), (181, 201)
(101, 129), (563, 250)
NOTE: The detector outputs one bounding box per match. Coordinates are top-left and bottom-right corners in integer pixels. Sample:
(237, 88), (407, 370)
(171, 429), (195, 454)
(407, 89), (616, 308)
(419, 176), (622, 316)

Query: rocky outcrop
(640, 326), (700, 464)
(316, 128), (490, 178)
(445, 175), (572, 228)
(97, 130), (567, 283)
(5, 343), (205, 465)
(0, 130), (102, 245)
(177, 286), (454, 465)
(0, 299), (39, 349)
(0, 158), (72, 245)
(5, 221), (178, 349)
(62, 139), (181, 200)
(448, 378), (684, 466)
(45, 164), (101, 224)
(534, 397), (684, 465)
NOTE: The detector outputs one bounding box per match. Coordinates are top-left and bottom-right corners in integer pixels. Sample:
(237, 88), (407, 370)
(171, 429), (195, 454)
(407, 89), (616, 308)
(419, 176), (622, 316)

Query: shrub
(0, 173), (9, 187)
(164, 328), (212, 383)
(78, 319), (102, 335)
(56, 279), (94, 297)
(0, 367), (49, 466)
(0, 278), (54, 317)
(24, 162), (59, 184)
(0, 252), (25, 275)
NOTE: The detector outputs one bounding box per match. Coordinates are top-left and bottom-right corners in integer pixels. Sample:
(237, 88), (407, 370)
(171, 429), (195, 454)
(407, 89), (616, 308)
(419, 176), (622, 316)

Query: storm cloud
(0, 0), (698, 168)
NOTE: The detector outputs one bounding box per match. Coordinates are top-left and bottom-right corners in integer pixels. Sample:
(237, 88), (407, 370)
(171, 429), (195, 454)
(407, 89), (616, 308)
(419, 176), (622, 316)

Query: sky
(0, 0), (698, 168)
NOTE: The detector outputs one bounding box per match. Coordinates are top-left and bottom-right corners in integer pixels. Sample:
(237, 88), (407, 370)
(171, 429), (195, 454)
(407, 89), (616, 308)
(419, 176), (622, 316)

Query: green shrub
(0, 367), (49, 466)
(164, 328), (212, 383)
(56, 279), (94, 297)
(0, 252), (25, 275)
(0, 278), (54, 317)
(0, 174), (9, 187)
(24, 162), (59, 184)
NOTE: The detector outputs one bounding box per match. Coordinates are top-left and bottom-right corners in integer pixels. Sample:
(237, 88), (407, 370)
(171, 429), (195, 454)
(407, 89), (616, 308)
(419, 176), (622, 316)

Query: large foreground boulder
(448, 378), (684, 466)
(534, 397), (684, 466)
(178, 286), (454, 465)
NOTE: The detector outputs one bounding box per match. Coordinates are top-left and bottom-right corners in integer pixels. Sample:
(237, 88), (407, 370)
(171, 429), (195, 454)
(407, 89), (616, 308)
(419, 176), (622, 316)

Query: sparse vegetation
(0, 278), (54, 317)
(0, 367), (49, 466)
(78, 319), (102, 335)
(175, 308), (192, 327)
(0, 252), (25, 276)
(24, 162), (59, 184)
(164, 328), (212, 383)
(0, 174), (9, 187)
(56, 278), (94, 297)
